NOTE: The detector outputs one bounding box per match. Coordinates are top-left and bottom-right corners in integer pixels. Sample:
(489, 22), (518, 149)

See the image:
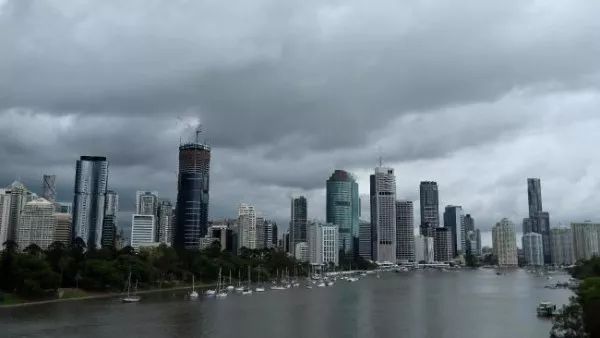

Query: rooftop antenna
(377, 146), (383, 167)
(195, 124), (202, 144)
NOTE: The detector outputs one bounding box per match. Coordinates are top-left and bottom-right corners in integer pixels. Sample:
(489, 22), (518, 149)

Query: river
(0, 268), (573, 338)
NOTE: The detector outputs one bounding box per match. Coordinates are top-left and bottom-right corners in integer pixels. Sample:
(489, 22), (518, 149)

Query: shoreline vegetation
(1, 239), (375, 307)
(0, 284), (214, 308)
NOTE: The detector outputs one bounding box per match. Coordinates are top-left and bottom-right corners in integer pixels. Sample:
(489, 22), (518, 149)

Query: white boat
(235, 270), (244, 292)
(317, 282), (326, 287)
(347, 277), (359, 282)
(226, 270), (234, 291)
(326, 281), (335, 287)
(122, 271), (141, 303)
(215, 267), (228, 299)
(205, 289), (216, 296)
(242, 289), (253, 295)
(216, 291), (228, 298)
(270, 285), (286, 290)
(305, 285), (313, 289)
(255, 287), (265, 292)
(241, 266), (253, 295)
(189, 275), (199, 299)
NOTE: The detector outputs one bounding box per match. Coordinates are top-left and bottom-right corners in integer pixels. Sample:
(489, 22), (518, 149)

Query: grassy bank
(0, 282), (216, 308)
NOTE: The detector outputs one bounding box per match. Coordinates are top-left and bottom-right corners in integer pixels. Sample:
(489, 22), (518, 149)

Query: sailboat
(189, 275), (199, 299)
(205, 274), (217, 297)
(216, 267), (228, 298)
(235, 269), (244, 292)
(255, 266), (265, 292)
(226, 270), (234, 291)
(122, 271), (141, 303)
(242, 266), (253, 295)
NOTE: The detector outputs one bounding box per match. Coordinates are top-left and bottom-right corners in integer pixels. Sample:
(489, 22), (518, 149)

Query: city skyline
(1, 1), (600, 240)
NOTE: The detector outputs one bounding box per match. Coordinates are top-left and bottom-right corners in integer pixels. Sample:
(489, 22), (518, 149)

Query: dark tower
(174, 130), (211, 250)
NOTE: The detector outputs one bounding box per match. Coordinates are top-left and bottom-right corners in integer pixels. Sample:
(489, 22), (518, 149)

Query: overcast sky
(1, 0), (599, 245)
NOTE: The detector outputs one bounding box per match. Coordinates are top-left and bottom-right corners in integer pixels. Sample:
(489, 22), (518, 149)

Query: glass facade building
(72, 156), (109, 248)
(326, 170), (360, 256)
(174, 142), (210, 249)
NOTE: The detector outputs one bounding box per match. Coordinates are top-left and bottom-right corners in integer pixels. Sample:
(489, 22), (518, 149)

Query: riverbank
(0, 283), (216, 309)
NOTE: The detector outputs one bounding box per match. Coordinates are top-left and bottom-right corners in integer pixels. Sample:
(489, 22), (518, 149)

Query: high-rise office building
(308, 221), (339, 267)
(53, 213), (72, 245)
(174, 134), (211, 250)
(42, 175), (56, 203)
(434, 227), (453, 262)
(255, 216), (265, 249)
(492, 218), (518, 266)
(295, 242), (309, 262)
(522, 232), (544, 266)
(370, 167), (397, 263)
(396, 200), (415, 262)
(17, 198), (56, 250)
(136, 191), (159, 216)
(444, 205), (466, 257)
(271, 223), (278, 247)
(524, 178), (551, 264)
(527, 178), (543, 217)
(326, 170), (360, 256)
(358, 220), (372, 260)
(419, 181), (439, 237)
(263, 221), (274, 249)
(464, 214), (475, 233)
(57, 202), (72, 215)
(72, 156), (109, 248)
(238, 203), (257, 250)
(157, 199), (173, 244)
(475, 229), (482, 255)
(290, 196), (307, 255)
(550, 228), (574, 266)
(571, 222), (600, 261)
(101, 190), (118, 248)
(415, 235), (434, 263)
(131, 214), (155, 250)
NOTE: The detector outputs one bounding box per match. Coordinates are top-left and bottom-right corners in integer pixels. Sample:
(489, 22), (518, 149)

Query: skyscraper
(101, 190), (118, 248)
(238, 203), (257, 250)
(527, 178), (543, 217)
(370, 167), (396, 263)
(5, 181), (34, 242)
(415, 235), (434, 263)
(174, 134), (211, 250)
(443, 205), (465, 257)
(72, 156), (109, 248)
(522, 232), (544, 266)
(255, 215), (265, 249)
(17, 198), (56, 250)
(42, 174), (57, 203)
(550, 228), (574, 266)
(326, 170), (360, 256)
(157, 199), (173, 244)
(0, 189), (12, 244)
(434, 227), (453, 262)
(419, 181), (439, 237)
(136, 191), (159, 216)
(464, 214), (475, 233)
(525, 178), (551, 264)
(492, 218), (518, 266)
(290, 196), (307, 255)
(358, 220), (372, 260)
(396, 200), (415, 262)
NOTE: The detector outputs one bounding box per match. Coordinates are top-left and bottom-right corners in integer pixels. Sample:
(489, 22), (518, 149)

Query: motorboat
(537, 302), (558, 317)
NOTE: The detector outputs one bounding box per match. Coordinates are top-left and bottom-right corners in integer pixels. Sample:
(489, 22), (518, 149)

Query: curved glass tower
(174, 140), (210, 250)
(72, 156), (109, 248)
(326, 170), (360, 257)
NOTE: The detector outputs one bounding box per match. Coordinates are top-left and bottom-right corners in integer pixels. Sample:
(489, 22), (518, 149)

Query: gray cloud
(1, 0), (600, 243)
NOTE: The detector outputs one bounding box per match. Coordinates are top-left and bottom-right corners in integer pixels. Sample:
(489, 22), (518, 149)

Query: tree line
(551, 257), (600, 338)
(0, 240), (374, 300)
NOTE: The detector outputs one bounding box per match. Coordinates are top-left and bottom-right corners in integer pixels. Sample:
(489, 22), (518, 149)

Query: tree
(24, 243), (43, 257)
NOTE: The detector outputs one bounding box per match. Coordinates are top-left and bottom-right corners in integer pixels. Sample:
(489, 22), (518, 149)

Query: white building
(550, 228), (574, 266)
(308, 221), (339, 267)
(136, 191), (159, 215)
(0, 189), (11, 244)
(415, 235), (434, 263)
(17, 198), (56, 250)
(53, 213), (72, 245)
(522, 232), (544, 266)
(571, 222), (600, 261)
(370, 167), (396, 263)
(492, 218), (518, 266)
(131, 214), (155, 250)
(238, 203), (257, 249)
(294, 242), (308, 262)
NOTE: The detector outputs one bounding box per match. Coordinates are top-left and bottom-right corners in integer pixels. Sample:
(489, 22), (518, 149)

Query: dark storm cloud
(1, 0), (600, 235)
